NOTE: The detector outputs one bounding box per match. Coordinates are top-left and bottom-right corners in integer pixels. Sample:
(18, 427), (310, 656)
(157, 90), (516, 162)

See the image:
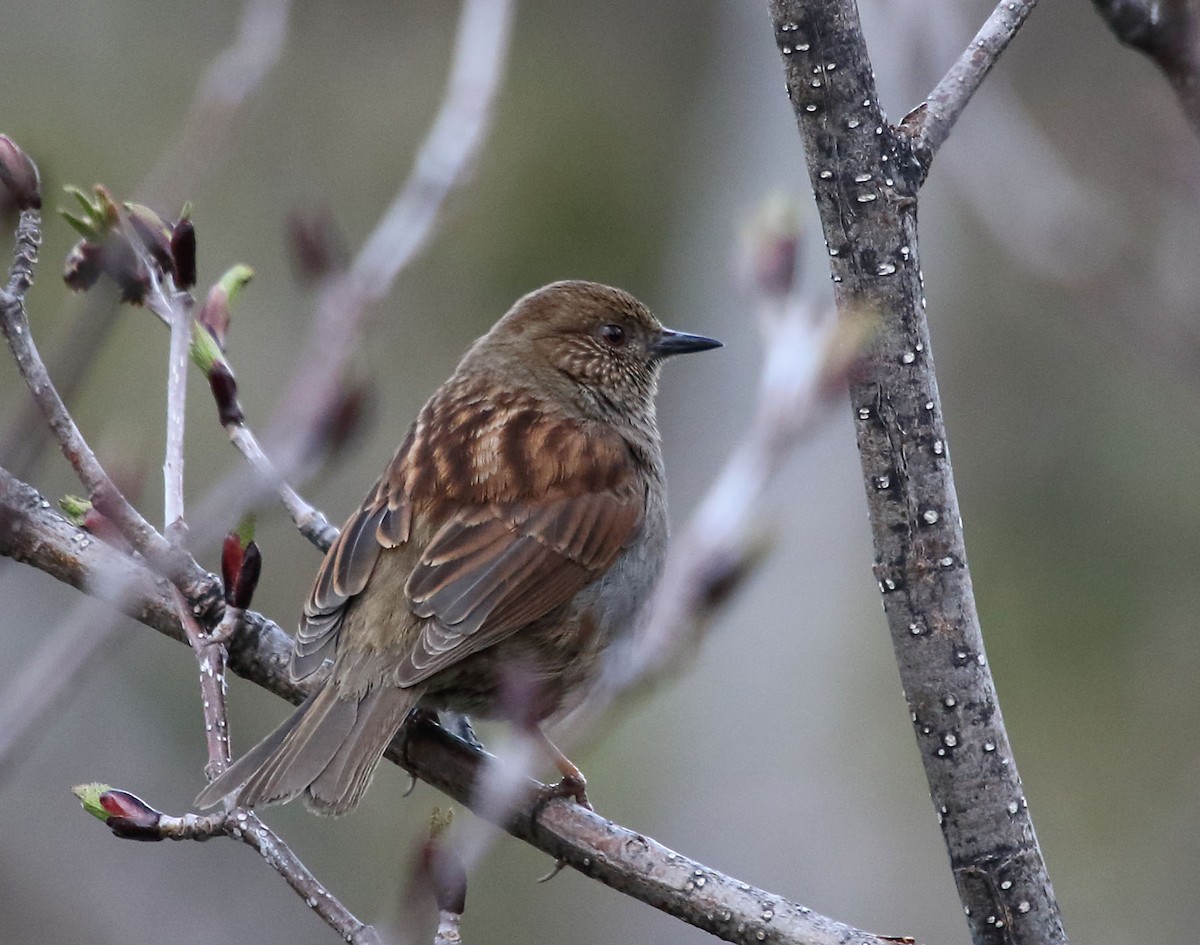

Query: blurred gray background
(2, 1), (1198, 943)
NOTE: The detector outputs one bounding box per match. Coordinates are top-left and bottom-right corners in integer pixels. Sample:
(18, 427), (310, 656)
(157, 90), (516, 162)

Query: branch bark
(765, 2), (1066, 943)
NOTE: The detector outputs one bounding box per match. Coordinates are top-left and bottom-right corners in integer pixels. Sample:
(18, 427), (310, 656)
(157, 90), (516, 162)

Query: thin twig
(155, 279), (192, 542)
(1, 465), (895, 945)
(222, 422), (338, 551)
(141, 271), (338, 550)
(237, 811), (382, 945)
(903, 0), (1039, 168)
(0, 209), (220, 616)
(175, 594), (234, 777)
(148, 250), (378, 943)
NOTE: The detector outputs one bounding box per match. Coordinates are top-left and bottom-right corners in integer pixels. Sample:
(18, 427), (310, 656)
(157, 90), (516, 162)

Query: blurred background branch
(1091, 0), (1200, 138)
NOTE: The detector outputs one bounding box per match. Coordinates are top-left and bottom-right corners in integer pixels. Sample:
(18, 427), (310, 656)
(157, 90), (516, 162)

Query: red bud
(221, 532), (244, 605)
(98, 789), (163, 840)
(171, 216), (197, 288)
(81, 507), (134, 553)
(208, 361), (244, 427)
(63, 241), (104, 292)
(232, 540), (261, 610)
(0, 134), (41, 211)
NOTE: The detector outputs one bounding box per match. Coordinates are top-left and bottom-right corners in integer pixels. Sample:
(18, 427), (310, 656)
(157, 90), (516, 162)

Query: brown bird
(196, 280), (721, 816)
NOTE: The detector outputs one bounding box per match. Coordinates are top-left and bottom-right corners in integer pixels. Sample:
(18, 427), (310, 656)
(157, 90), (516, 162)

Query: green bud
(72, 782), (115, 822)
(235, 513), (256, 547)
(217, 264), (254, 305)
(189, 320), (226, 376)
(58, 494), (93, 526)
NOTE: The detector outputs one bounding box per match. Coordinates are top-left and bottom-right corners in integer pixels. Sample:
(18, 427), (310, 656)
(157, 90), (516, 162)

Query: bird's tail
(193, 681), (418, 816)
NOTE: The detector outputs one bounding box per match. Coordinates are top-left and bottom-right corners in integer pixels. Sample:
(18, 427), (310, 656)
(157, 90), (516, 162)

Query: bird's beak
(651, 327), (723, 358)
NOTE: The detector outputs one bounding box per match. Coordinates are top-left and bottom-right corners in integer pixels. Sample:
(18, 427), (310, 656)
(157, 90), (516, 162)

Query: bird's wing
(291, 406), (645, 686)
(291, 424), (421, 681)
(395, 484), (643, 685)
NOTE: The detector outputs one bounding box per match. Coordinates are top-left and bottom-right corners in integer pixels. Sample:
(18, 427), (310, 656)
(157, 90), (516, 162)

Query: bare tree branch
(0, 464), (896, 945)
(903, 0), (1039, 166)
(766, 2), (1066, 943)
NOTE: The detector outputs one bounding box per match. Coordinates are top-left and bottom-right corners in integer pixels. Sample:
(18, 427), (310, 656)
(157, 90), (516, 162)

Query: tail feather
(193, 681), (419, 816)
(194, 687), (323, 810)
(305, 686), (417, 816)
(238, 684), (359, 808)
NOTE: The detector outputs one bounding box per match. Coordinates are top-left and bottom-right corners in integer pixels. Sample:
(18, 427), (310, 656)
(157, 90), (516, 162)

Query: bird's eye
(599, 323), (626, 347)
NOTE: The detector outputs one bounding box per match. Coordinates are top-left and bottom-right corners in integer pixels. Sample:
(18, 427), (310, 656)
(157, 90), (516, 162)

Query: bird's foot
(541, 772), (592, 811)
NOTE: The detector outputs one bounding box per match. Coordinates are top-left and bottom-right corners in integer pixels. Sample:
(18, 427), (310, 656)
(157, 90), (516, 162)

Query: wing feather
(395, 489), (641, 685)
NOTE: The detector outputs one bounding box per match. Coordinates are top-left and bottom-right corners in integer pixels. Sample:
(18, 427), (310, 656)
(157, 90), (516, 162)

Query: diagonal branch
(0, 463), (895, 945)
(766, 2), (1066, 943)
(902, 0), (1039, 168)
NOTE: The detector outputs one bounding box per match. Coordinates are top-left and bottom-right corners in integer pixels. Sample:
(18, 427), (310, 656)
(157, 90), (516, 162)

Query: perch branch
(1, 464), (894, 945)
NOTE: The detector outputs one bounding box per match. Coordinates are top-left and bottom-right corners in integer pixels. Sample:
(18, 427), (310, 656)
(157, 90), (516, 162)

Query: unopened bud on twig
(189, 320), (227, 376)
(170, 212), (197, 288)
(221, 530), (262, 610)
(59, 494), (134, 551)
(0, 134), (42, 211)
(208, 360), (244, 427)
(197, 264), (253, 350)
(124, 203), (175, 275)
(72, 783), (164, 841)
(286, 208), (346, 282)
(421, 809), (467, 916)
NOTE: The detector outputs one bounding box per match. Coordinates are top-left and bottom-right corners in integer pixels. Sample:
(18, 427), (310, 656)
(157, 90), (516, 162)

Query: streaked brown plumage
(196, 281), (720, 815)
